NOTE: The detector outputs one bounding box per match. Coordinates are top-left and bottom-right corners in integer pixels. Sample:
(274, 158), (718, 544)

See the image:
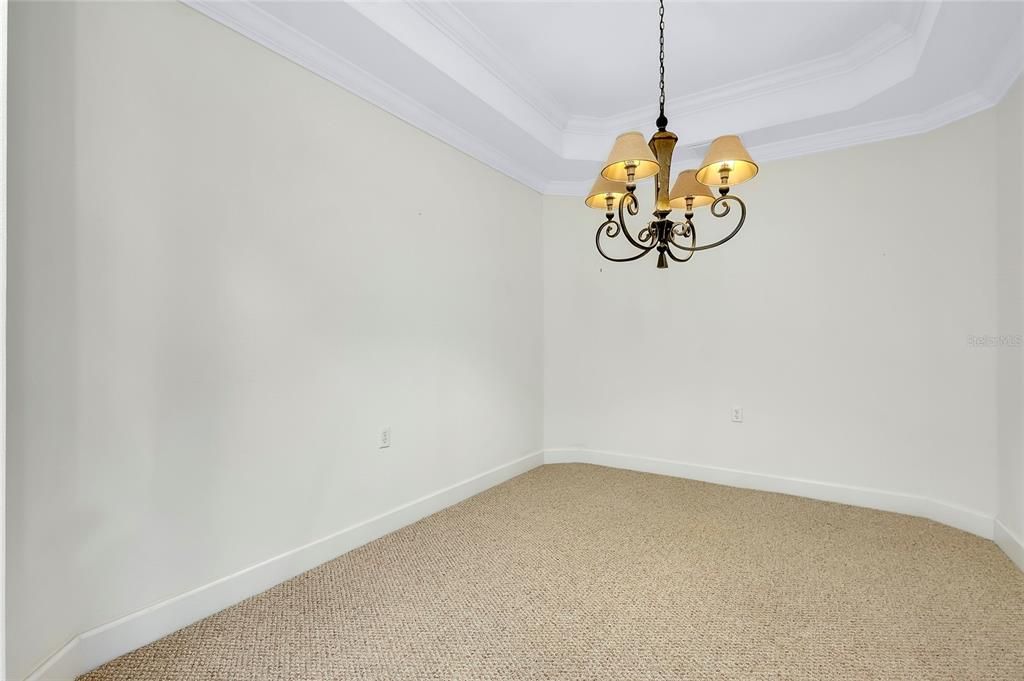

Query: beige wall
(7, 2), (542, 678)
(543, 100), (1003, 521)
(996, 77), (1024, 549)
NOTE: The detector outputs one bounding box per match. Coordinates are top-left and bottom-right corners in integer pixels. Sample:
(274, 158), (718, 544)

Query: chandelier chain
(657, 0), (666, 128)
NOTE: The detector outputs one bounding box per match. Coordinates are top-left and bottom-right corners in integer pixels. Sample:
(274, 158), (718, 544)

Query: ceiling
(185, 1), (1024, 195)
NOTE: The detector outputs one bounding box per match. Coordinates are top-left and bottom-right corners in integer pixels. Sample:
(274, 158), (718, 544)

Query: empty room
(4, 0), (1024, 679)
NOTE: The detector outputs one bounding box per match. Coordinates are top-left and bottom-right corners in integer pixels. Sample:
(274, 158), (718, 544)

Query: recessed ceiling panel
(185, 0), (1024, 194)
(451, 1), (907, 118)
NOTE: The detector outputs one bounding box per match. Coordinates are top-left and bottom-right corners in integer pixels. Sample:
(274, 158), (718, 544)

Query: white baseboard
(994, 519), (1024, 572)
(25, 450), (544, 681)
(22, 447), (1012, 680)
(543, 448), (995, 540)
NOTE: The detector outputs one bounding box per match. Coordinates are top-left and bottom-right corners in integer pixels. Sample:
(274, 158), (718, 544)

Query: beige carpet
(81, 464), (1024, 680)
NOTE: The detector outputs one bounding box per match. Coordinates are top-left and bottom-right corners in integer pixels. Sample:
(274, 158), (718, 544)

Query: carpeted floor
(81, 463), (1024, 680)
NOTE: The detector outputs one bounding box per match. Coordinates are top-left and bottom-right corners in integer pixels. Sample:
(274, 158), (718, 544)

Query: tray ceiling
(185, 1), (1024, 195)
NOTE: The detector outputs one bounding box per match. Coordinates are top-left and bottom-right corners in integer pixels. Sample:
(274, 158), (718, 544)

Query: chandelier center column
(649, 129), (677, 216)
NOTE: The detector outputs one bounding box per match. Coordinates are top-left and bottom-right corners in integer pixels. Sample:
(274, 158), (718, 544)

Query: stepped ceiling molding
(184, 1), (1024, 195)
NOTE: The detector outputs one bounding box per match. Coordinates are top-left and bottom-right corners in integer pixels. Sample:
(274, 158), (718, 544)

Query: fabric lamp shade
(585, 175), (628, 210)
(668, 169), (715, 210)
(600, 132), (660, 182)
(695, 135), (758, 187)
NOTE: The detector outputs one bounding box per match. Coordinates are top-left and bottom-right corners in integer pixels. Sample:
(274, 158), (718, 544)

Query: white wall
(7, 2), (542, 679)
(543, 104), (1003, 524)
(996, 76), (1024, 565)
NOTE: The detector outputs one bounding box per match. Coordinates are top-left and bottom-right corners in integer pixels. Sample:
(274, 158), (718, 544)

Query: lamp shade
(668, 169), (715, 210)
(695, 135), (758, 187)
(601, 132), (660, 182)
(585, 175), (628, 210)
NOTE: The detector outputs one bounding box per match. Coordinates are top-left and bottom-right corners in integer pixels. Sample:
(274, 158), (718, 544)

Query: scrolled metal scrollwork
(637, 224), (656, 244)
(614, 191), (654, 250)
(602, 218), (620, 238)
(666, 220), (696, 262)
(666, 194), (746, 253)
(594, 191), (748, 267)
(595, 229), (655, 262)
(595, 189), (658, 263)
(672, 219), (692, 238)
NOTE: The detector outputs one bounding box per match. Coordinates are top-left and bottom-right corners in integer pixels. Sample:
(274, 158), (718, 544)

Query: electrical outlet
(379, 427), (391, 449)
(731, 407), (743, 423)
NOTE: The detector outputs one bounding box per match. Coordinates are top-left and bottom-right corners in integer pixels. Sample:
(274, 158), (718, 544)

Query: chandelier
(586, 0), (759, 269)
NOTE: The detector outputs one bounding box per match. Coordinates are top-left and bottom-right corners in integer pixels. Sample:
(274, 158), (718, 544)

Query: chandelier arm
(668, 194), (747, 253)
(610, 191), (657, 250)
(595, 224), (656, 262)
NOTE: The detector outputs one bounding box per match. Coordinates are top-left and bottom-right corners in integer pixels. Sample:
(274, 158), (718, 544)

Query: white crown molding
(347, 0), (567, 154)
(567, 17), (918, 135)
(407, 1), (569, 134)
(543, 448), (995, 539)
(182, 0), (1020, 198)
(23, 451), (546, 681)
(561, 3), (941, 160)
(546, 34), (1024, 197)
(344, 1), (942, 162)
(181, 0), (550, 193)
